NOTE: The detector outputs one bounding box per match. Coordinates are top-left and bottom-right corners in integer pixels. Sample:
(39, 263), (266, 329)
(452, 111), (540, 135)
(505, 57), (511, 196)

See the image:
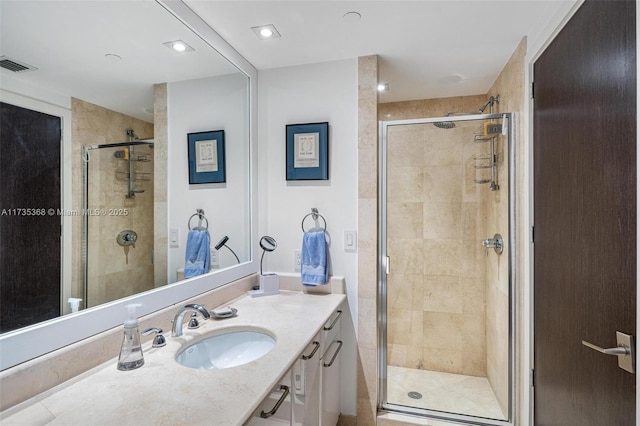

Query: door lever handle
(581, 340), (629, 356)
(581, 331), (635, 374)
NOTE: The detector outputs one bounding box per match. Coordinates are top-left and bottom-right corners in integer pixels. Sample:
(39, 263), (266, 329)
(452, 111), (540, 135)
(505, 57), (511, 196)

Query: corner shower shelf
(473, 130), (499, 191)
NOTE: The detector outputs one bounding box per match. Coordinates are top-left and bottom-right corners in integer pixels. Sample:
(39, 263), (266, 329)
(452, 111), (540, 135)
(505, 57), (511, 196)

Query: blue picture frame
(286, 122), (329, 181)
(188, 130), (225, 184)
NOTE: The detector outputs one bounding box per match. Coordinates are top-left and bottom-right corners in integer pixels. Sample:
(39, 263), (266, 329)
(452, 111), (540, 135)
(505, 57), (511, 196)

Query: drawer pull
(302, 341), (320, 360)
(323, 310), (343, 331)
(323, 340), (343, 368)
(260, 385), (290, 418)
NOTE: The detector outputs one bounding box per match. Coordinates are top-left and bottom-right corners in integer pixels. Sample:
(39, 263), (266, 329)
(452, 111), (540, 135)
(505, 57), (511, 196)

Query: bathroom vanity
(0, 280), (345, 425)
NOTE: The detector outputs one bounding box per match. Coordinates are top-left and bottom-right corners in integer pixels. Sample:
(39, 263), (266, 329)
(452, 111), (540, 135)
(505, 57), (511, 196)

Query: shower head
(433, 121), (456, 129)
(432, 96), (501, 129)
(478, 95), (501, 113)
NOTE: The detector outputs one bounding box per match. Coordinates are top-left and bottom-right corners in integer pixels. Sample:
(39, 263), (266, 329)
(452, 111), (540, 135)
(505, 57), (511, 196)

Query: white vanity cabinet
(245, 305), (343, 426)
(246, 369), (294, 425)
(319, 308), (343, 426)
(291, 334), (322, 425)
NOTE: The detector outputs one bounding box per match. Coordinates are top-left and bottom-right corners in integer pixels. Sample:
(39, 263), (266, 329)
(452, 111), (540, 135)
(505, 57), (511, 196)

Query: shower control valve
(116, 230), (138, 248)
(482, 234), (503, 256)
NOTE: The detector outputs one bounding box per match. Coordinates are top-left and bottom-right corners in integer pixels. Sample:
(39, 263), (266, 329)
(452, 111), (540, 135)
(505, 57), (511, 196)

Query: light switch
(169, 228), (179, 248)
(344, 230), (357, 253)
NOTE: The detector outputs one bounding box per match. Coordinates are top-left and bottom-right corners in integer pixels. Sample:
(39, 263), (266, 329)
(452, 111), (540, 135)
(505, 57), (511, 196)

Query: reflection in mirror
(0, 0), (250, 336)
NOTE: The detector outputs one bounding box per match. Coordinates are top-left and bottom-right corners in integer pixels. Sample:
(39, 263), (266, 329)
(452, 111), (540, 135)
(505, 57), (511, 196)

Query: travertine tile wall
(484, 36), (527, 417)
(357, 55), (379, 426)
(385, 117), (488, 376)
(85, 143), (154, 306)
(71, 98), (154, 307)
(153, 83), (168, 287)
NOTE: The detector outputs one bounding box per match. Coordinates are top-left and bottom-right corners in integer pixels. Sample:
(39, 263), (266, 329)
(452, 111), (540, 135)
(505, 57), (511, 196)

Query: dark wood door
(533, 1), (636, 425)
(0, 102), (61, 332)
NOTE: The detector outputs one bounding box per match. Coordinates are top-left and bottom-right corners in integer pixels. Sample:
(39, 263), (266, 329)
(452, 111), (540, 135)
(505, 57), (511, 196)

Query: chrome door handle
(581, 340), (629, 356)
(581, 331), (635, 374)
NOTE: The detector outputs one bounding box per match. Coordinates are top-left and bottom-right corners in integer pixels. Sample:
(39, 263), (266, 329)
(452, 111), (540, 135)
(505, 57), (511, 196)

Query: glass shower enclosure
(378, 113), (515, 425)
(81, 140), (155, 310)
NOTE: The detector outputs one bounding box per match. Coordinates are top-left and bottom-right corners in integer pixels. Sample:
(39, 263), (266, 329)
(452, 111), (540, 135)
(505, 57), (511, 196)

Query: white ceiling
(0, 1), (574, 119)
(185, 0), (575, 102)
(0, 1), (240, 122)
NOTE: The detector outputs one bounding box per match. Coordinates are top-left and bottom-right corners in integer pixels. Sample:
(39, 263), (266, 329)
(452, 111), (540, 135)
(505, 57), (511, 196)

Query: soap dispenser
(117, 303), (144, 371)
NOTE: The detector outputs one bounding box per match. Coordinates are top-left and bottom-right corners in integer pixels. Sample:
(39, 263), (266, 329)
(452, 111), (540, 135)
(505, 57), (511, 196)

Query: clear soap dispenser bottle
(117, 303), (144, 371)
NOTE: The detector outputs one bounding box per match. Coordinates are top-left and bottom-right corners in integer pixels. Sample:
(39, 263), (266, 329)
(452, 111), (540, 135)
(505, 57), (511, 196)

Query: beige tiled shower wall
(153, 83), (168, 288)
(71, 98), (154, 307)
(484, 36), (527, 417)
(380, 96), (489, 377)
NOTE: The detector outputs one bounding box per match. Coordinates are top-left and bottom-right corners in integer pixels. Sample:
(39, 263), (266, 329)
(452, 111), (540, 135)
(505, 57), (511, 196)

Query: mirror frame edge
(0, 0), (259, 371)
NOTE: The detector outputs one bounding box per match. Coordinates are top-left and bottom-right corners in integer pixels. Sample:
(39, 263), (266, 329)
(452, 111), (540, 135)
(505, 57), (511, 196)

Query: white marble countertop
(3, 291), (346, 426)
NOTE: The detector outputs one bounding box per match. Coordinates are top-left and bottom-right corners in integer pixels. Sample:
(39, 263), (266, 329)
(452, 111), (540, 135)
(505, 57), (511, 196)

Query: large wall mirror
(0, 0), (257, 370)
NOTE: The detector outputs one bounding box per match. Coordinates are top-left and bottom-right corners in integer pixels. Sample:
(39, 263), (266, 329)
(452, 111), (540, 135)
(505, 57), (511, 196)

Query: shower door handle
(582, 331), (635, 373)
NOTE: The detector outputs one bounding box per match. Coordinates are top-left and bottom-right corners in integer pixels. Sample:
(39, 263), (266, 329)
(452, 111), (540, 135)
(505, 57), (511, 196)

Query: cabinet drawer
(246, 371), (293, 425)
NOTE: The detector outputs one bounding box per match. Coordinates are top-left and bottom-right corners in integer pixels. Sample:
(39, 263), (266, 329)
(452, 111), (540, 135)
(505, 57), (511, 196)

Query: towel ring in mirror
(188, 210), (209, 230)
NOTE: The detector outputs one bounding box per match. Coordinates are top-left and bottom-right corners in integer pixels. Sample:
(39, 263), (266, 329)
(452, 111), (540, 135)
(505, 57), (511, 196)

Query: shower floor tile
(387, 365), (507, 420)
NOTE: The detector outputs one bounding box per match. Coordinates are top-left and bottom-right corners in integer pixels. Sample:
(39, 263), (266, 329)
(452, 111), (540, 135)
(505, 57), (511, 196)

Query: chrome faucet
(171, 304), (210, 337)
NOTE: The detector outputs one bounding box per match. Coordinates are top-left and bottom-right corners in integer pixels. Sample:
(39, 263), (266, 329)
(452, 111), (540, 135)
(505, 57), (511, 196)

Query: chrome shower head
(433, 121), (456, 129)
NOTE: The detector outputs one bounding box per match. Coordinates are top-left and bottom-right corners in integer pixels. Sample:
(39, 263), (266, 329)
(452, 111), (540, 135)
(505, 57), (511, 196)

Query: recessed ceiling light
(343, 11), (362, 22)
(163, 40), (195, 53)
(378, 83), (389, 92)
(251, 24), (281, 40)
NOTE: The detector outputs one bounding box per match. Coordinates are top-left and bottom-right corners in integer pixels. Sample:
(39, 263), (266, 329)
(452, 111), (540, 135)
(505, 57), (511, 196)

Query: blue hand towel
(184, 229), (210, 278)
(301, 230), (328, 286)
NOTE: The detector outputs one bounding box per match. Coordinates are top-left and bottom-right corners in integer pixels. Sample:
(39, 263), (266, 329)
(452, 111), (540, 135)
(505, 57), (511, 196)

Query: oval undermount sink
(176, 328), (275, 370)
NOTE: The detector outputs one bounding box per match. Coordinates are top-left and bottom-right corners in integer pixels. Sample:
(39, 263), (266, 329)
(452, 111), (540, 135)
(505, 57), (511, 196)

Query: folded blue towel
(301, 230), (328, 286)
(184, 229), (210, 278)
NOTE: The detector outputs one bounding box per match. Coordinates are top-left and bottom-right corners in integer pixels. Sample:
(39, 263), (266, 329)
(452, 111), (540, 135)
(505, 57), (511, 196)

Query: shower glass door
(379, 113), (515, 425)
(83, 142), (155, 309)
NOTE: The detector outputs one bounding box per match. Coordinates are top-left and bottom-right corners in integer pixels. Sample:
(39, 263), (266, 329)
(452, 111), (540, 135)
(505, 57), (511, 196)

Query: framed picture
(286, 122), (329, 181)
(188, 130), (225, 184)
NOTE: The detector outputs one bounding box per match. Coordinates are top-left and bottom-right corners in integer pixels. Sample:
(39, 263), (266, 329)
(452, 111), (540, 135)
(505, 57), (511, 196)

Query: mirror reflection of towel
(184, 229), (210, 278)
(301, 230), (328, 286)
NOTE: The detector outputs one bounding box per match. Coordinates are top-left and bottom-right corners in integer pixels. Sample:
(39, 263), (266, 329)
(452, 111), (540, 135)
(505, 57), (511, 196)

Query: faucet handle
(187, 312), (200, 329)
(142, 328), (166, 348)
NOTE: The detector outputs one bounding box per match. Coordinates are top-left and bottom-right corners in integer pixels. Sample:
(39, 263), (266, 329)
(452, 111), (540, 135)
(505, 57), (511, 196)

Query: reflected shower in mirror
(0, 0), (250, 334)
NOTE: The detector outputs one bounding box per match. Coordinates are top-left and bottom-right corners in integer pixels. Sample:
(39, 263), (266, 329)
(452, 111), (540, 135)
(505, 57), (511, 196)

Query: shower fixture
(433, 95), (501, 129)
(126, 128), (140, 141)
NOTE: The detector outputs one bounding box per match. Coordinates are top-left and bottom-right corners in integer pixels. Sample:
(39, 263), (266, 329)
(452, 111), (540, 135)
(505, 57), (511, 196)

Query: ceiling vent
(0, 56), (37, 73)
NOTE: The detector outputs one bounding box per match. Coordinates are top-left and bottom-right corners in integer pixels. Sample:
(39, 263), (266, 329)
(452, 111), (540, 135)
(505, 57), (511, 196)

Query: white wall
(257, 58), (358, 416)
(167, 73), (250, 280)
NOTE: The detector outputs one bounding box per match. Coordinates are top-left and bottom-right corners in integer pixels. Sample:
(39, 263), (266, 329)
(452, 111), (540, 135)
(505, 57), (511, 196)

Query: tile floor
(387, 365), (507, 421)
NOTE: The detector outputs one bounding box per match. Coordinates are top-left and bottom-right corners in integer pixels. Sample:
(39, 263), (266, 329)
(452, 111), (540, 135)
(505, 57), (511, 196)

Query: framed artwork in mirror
(188, 130), (226, 184)
(286, 122), (329, 181)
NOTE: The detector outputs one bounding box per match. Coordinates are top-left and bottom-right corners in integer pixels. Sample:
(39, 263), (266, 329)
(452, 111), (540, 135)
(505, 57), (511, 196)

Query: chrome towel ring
(188, 209), (209, 230)
(301, 208), (326, 232)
